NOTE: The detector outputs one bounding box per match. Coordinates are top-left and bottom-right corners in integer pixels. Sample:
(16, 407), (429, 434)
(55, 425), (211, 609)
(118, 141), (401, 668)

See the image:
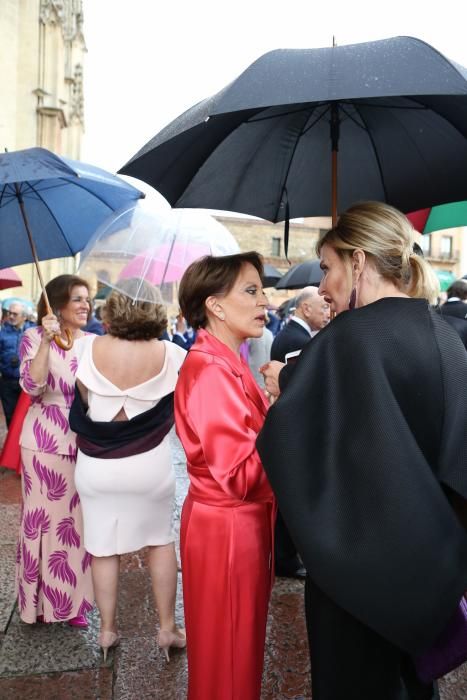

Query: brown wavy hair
(37, 275), (91, 324)
(102, 278), (168, 340)
(178, 251), (264, 329)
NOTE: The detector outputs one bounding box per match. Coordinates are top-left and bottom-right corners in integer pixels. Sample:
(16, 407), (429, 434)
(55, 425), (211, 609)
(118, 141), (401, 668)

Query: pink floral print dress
(16, 326), (94, 623)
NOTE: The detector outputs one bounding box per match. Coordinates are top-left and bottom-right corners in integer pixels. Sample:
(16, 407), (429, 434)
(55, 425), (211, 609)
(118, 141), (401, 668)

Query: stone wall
(0, 0), (86, 305)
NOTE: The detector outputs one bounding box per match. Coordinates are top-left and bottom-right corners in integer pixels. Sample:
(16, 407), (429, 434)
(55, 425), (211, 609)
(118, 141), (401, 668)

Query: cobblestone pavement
(0, 421), (466, 699)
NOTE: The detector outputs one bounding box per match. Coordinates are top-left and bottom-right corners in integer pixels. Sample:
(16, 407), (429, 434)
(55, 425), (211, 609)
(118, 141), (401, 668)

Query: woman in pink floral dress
(16, 275), (94, 625)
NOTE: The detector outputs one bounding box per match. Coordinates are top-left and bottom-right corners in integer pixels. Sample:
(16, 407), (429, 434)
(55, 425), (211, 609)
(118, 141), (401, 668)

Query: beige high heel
(157, 628), (186, 662)
(98, 630), (120, 662)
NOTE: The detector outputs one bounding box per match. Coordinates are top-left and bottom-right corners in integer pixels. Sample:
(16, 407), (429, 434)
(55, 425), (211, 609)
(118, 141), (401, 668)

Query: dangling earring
(348, 288), (357, 310)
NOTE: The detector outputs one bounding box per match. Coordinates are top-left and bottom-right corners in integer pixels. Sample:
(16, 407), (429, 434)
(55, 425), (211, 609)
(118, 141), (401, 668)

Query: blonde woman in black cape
(257, 201), (467, 700)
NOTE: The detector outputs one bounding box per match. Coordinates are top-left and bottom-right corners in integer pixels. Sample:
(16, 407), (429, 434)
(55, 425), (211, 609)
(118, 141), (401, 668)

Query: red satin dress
(175, 329), (275, 700)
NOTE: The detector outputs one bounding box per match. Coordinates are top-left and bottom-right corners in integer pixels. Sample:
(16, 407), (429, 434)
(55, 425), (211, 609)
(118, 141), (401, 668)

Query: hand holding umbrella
(15, 186), (72, 349)
(0, 147), (144, 349)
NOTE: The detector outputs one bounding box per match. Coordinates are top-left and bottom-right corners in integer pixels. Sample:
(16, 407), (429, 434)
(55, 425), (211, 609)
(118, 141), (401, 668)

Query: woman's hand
(259, 361), (285, 402)
(41, 313), (60, 344)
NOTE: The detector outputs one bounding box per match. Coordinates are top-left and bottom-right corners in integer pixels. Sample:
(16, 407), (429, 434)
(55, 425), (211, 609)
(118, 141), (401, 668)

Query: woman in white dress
(71, 279), (186, 661)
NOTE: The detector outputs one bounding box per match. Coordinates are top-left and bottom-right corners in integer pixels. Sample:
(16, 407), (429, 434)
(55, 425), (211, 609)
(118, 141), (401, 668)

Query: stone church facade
(0, 0), (86, 304)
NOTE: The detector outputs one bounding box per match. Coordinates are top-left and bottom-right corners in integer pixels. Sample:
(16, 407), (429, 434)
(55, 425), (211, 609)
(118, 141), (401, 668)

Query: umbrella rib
(24, 181), (76, 255)
(245, 104), (321, 124)
(341, 104), (390, 203)
(300, 105), (331, 136)
(274, 105), (330, 222)
(0, 184), (8, 209)
(57, 177), (119, 210)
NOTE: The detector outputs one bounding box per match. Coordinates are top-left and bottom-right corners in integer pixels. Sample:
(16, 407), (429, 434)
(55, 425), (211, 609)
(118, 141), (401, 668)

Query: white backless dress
(73, 336), (186, 556)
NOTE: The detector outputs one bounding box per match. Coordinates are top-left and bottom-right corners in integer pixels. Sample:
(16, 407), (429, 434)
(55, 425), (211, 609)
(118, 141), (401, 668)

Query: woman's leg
(147, 543), (178, 631)
(91, 554), (120, 632)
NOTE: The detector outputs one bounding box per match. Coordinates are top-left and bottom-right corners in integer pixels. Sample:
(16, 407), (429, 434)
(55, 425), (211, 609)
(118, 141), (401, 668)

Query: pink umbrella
(0, 267), (22, 291)
(119, 242), (210, 285)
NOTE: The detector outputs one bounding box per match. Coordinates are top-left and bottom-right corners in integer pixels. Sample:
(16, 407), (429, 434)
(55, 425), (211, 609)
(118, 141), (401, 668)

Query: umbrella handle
(44, 302), (74, 350)
(53, 326), (74, 351)
(15, 184), (74, 351)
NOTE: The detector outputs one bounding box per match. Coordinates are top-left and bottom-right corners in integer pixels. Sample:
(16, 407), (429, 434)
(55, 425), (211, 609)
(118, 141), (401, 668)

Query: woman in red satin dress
(175, 251), (275, 700)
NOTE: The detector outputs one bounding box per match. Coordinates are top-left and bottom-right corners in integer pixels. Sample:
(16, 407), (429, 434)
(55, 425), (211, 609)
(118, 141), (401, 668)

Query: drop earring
(348, 288), (357, 310)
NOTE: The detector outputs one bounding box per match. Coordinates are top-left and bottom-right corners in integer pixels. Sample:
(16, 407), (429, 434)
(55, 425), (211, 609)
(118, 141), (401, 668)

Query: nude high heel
(98, 630), (120, 662)
(157, 628), (186, 662)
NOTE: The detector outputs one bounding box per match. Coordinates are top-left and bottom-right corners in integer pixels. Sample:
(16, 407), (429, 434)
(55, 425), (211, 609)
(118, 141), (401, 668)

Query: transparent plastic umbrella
(78, 200), (240, 304)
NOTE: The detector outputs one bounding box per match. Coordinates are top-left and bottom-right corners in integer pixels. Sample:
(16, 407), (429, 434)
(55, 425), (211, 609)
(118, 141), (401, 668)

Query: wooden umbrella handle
(53, 327), (74, 351)
(44, 302), (74, 350)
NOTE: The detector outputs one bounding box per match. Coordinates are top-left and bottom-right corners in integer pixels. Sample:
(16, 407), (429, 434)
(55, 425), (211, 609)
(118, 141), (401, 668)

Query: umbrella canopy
(0, 146), (143, 349)
(262, 263), (282, 288)
(407, 201), (467, 234)
(0, 267), (22, 291)
(120, 36), (467, 229)
(79, 201), (240, 303)
(275, 260), (323, 290)
(0, 147), (144, 267)
(119, 242), (211, 285)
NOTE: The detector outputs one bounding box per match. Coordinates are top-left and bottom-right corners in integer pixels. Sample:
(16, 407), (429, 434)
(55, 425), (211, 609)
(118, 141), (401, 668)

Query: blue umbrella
(0, 147), (144, 348)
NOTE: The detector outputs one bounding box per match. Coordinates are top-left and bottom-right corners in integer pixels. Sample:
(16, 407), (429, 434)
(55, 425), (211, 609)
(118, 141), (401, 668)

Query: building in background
(417, 227), (466, 293)
(0, 0), (86, 303)
(216, 216), (331, 305)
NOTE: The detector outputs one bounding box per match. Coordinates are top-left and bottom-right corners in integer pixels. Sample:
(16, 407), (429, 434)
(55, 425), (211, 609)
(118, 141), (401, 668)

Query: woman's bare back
(91, 335), (166, 390)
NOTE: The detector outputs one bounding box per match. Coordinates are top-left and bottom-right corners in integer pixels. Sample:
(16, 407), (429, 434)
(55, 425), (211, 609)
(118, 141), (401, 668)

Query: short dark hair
(447, 279), (467, 300)
(102, 278), (168, 340)
(37, 274), (91, 324)
(179, 252), (264, 329)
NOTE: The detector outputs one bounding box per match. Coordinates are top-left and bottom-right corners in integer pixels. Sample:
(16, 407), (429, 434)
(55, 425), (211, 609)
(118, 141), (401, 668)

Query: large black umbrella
(262, 263), (282, 288)
(120, 36), (467, 230)
(275, 260), (323, 289)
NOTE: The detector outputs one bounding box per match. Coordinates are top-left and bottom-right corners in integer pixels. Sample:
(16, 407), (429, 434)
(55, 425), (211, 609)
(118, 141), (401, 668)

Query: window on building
(271, 237), (281, 256)
(419, 235), (431, 256)
(440, 236), (453, 258)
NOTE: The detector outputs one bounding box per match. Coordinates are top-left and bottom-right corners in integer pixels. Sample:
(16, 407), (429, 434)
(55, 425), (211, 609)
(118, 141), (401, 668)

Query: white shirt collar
(290, 315), (314, 337)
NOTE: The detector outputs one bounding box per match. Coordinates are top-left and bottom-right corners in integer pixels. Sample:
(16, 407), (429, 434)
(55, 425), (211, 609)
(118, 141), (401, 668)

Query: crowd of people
(1, 200), (467, 700)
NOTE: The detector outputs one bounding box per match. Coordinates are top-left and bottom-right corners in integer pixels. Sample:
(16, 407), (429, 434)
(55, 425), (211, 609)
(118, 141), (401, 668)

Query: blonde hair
(316, 202), (439, 303)
(102, 278), (168, 340)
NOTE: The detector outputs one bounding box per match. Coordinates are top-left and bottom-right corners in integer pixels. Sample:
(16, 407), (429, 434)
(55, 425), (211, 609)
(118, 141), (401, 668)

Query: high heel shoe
(98, 630), (120, 662)
(157, 628), (186, 662)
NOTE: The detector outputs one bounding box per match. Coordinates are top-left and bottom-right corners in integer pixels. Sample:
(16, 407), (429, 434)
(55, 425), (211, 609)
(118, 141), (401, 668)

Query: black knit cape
(257, 297), (467, 654)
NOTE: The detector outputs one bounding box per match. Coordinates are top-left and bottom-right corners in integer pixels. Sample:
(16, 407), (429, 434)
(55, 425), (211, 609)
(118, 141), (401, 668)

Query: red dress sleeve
(186, 363), (269, 501)
(0, 390), (31, 473)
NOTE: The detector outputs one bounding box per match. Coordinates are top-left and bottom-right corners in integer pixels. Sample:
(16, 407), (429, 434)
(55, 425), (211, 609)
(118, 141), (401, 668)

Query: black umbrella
(120, 36), (467, 232)
(275, 260), (323, 290)
(262, 263), (282, 288)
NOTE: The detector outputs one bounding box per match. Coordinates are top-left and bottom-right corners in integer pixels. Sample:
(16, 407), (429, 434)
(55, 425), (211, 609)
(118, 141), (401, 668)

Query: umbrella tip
(4, 147), (8, 153)
(332, 36), (337, 47)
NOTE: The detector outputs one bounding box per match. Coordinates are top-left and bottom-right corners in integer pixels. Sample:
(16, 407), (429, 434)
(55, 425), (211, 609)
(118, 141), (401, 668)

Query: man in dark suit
(440, 279), (467, 319)
(270, 287), (330, 578)
(271, 287), (330, 362)
(171, 313), (196, 351)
